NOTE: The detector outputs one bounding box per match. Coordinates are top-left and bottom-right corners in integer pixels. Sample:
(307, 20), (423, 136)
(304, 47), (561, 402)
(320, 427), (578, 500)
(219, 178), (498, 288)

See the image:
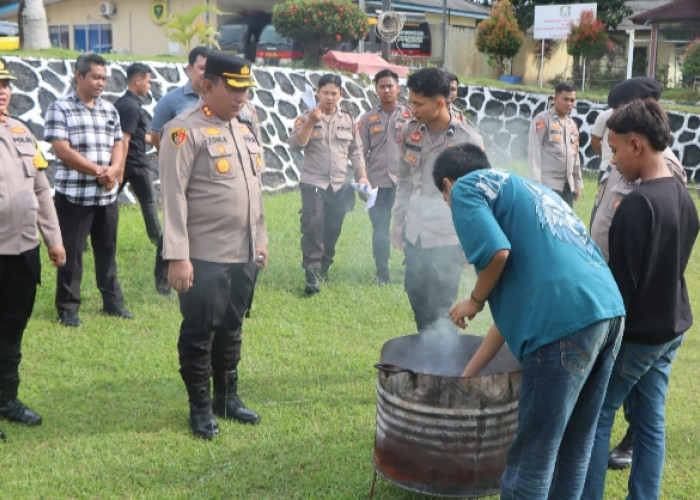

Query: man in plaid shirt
(45, 54), (133, 327)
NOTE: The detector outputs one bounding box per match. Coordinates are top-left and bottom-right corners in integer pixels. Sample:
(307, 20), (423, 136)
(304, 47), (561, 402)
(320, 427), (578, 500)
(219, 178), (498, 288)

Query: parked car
(255, 24), (303, 66)
(217, 12), (271, 62)
(0, 20), (19, 51)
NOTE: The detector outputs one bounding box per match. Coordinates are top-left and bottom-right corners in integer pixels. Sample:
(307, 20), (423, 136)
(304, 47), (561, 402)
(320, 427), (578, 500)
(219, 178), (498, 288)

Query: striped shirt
(44, 91), (123, 206)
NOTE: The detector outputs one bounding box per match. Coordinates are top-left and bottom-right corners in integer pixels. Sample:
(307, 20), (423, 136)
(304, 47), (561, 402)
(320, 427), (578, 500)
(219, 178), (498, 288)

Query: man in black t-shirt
(114, 63), (169, 296)
(582, 99), (699, 500)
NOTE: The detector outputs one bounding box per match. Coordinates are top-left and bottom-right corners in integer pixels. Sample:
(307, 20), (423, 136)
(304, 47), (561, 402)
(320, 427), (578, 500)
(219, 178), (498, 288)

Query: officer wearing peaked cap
(159, 53), (267, 439)
(0, 58), (65, 440)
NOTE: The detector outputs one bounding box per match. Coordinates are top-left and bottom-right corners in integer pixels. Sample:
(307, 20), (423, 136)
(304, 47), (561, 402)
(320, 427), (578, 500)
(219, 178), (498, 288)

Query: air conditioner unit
(99, 2), (117, 18)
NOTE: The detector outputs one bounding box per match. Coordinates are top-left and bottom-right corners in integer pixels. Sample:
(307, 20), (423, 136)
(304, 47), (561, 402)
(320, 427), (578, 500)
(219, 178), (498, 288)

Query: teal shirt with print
(450, 169), (625, 361)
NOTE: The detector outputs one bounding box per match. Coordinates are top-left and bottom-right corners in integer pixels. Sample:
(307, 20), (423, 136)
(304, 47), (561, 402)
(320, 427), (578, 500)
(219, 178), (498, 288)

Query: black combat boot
(212, 370), (261, 425)
(319, 265), (330, 283)
(304, 268), (322, 294)
(0, 426), (5, 441)
(0, 374), (42, 426)
(185, 381), (219, 440)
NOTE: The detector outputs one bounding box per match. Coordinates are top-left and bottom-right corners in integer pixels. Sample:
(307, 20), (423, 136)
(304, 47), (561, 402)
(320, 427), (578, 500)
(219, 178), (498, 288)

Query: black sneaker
(374, 271), (390, 286)
(102, 304), (134, 319)
(608, 429), (633, 470)
(58, 310), (82, 327)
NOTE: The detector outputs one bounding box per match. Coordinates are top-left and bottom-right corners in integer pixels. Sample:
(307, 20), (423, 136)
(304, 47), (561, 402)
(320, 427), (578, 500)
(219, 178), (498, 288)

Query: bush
(475, 0), (523, 77)
(272, 0), (368, 67)
(682, 43), (700, 81)
(567, 10), (613, 89)
(567, 10), (612, 61)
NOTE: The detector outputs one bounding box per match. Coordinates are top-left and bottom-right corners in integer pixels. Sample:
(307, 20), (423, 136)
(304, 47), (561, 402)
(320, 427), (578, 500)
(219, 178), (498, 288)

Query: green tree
(567, 9), (613, 89)
(163, 4), (221, 55)
(272, 0), (369, 67)
(476, 0), (524, 77)
(682, 43), (700, 81)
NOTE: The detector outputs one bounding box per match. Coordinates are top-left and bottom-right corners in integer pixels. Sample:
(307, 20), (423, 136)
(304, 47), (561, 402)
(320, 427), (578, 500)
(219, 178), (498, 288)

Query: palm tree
(163, 4), (221, 54)
(19, 0), (51, 50)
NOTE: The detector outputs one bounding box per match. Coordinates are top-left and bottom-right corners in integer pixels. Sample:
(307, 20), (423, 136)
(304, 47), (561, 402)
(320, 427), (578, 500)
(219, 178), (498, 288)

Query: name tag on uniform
(208, 136), (228, 145)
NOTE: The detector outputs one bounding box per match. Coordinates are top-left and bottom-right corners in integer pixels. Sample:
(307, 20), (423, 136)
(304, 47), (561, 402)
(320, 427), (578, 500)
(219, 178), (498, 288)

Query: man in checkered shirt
(45, 54), (133, 327)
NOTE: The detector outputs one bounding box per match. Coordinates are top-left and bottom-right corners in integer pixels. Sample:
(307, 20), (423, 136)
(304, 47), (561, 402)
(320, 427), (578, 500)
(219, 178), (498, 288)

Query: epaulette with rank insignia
(3, 114), (47, 169)
(34, 144), (48, 170)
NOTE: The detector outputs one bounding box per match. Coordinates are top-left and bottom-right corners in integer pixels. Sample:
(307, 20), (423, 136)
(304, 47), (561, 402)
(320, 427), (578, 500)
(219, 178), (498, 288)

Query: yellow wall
(44, 0), (205, 56)
(513, 32), (688, 88)
(512, 35), (574, 86)
(425, 13), (491, 79)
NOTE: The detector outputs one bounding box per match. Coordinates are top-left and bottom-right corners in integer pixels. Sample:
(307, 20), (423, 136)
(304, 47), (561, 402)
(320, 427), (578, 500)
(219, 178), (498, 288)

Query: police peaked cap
(0, 58), (16, 81)
(607, 77), (662, 108)
(206, 53), (256, 88)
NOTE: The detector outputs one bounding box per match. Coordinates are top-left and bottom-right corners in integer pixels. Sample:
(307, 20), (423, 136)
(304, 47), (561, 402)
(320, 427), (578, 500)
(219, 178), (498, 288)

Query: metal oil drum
(373, 333), (521, 498)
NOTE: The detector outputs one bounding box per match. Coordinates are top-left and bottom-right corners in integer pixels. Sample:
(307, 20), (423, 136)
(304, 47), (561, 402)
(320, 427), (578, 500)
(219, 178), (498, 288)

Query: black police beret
(608, 77), (662, 108)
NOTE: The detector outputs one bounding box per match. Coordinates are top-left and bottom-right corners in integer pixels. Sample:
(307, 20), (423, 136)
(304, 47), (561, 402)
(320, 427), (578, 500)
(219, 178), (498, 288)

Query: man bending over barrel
(433, 143), (625, 499)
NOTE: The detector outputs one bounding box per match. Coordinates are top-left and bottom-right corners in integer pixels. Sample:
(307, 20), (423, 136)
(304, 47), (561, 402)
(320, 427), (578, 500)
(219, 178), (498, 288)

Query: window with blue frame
(74, 24), (113, 53)
(49, 25), (70, 49)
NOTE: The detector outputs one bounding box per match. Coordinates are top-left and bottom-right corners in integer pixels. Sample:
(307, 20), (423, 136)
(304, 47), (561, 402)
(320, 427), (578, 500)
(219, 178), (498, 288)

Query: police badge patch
(216, 158), (231, 174)
(170, 128), (187, 148)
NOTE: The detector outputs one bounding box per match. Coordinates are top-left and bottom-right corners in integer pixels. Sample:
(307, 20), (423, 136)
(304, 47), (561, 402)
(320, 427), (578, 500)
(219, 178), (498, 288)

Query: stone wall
(6, 57), (700, 194)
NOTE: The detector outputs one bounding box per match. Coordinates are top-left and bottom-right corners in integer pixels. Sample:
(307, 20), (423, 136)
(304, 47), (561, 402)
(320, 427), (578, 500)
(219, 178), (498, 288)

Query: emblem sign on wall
(151, 0), (168, 25)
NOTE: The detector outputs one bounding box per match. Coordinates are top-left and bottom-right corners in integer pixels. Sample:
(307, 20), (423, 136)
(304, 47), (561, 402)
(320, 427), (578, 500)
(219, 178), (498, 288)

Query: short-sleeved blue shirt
(450, 169), (625, 361)
(150, 81), (200, 134)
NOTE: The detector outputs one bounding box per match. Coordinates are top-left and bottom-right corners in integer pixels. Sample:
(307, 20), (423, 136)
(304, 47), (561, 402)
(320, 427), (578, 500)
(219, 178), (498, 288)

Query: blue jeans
(500, 317), (624, 500)
(582, 335), (683, 500)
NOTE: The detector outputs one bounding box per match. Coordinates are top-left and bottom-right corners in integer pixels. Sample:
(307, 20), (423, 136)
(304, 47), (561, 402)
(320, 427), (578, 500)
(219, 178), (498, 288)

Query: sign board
(533, 3), (597, 40)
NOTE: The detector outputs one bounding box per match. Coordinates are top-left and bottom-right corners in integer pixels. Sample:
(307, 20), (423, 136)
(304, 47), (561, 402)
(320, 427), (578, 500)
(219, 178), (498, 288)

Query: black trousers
(554, 182), (575, 208)
(299, 183), (354, 270)
(0, 246), (40, 375)
(403, 241), (464, 333)
(118, 165), (162, 243)
(118, 165), (167, 281)
(177, 259), (257, 385)
(368, 186), (396, 277)
(54, 192), (124, 313)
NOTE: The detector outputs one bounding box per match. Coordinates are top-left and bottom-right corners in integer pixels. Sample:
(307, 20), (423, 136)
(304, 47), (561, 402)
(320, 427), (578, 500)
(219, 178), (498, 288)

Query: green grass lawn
(1, 166), (699, 499)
